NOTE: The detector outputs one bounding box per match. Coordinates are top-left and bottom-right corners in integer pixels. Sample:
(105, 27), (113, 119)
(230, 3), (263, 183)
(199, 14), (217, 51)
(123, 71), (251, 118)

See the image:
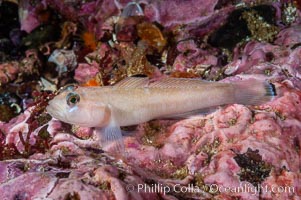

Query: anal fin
(160, 107), (218, 120)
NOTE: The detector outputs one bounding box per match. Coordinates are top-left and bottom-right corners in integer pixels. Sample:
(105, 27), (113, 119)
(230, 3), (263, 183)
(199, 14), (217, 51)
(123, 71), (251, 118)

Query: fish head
(46, 85), (111, 127)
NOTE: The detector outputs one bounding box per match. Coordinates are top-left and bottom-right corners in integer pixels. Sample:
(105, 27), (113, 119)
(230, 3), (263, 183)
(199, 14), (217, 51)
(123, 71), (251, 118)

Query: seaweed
(0, 142), (23, 160)
(234, 148), (272, 186)
(0, 104), (18, 122)
(0, 91), (54, 160)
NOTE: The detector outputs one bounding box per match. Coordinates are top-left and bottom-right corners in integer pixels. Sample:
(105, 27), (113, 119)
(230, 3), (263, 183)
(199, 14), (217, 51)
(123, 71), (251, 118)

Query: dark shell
(208, 5), (276, 50)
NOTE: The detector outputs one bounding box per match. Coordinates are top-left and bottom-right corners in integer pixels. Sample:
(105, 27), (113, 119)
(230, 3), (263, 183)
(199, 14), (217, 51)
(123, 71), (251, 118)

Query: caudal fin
(233, 79), (277, 105)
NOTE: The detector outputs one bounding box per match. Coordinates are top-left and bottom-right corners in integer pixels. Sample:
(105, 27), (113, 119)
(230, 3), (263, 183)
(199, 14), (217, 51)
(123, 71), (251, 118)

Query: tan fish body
(46, 77), (276, 152)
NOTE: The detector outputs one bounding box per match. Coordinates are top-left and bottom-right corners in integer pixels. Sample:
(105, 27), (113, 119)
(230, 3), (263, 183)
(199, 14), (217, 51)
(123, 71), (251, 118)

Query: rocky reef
(0, 0), (300, 199)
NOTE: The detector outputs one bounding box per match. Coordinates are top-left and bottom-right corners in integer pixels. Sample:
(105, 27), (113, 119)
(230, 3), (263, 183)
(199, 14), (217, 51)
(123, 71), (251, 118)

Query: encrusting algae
(0, 1), (301, 199)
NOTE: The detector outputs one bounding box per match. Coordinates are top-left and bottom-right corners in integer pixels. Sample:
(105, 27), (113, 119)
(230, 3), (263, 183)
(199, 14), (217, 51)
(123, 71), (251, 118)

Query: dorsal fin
(113, 77), (149, 88)
(149, 78), (206, 88)
(113, 77), (211, 89)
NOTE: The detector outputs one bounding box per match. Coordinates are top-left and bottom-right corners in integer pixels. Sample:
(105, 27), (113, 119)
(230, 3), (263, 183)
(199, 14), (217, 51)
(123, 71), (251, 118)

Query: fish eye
(66, 92), (80, 106)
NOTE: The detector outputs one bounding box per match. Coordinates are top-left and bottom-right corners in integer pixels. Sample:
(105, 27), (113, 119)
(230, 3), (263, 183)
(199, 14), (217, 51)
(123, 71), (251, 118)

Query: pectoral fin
(95, 119), (126, 156)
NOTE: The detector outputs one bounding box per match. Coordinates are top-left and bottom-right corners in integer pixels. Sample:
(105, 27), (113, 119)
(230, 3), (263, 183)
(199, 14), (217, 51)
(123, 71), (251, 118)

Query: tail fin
(233, 79), (277, 105)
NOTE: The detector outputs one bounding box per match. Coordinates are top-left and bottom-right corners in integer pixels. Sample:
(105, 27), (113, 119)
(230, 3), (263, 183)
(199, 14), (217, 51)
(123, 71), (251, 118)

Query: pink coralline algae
(74, 62), (100, 85)
(143, 0), (221, 26)
(275, 23), (301, 46)
(0, 62), (19, 84)
(1, 0), (301, 200)
(173, 40), (218, 74)
(122, 88), (301, 199)
(19, 0), (43, 33)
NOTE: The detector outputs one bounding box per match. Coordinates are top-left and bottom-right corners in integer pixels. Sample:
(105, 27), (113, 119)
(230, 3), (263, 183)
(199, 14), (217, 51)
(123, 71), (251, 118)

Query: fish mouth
(46, 102), (66, 120)
(46, 101), (94, 127)
(46, 103), (85, 126)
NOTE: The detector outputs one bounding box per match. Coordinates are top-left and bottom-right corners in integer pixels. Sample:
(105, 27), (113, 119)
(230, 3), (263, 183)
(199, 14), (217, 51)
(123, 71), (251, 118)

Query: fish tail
(233, 79), (277, 105)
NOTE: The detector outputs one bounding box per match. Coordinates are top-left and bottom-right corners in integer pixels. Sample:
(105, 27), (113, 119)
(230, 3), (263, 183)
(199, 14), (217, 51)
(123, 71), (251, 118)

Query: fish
(46, 77), (277, 154)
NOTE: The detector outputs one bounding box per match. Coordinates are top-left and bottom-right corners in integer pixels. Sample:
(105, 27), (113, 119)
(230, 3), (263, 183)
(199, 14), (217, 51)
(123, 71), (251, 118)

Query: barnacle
(137, 22), (167, 52)
(282, 3), (297, 25)
(48, 49), (77, 76)
(81, 31), (98, 51)
(55, 21), (77, 49)
(115, 2), (144, 42)
(121, 2), (144, 18)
